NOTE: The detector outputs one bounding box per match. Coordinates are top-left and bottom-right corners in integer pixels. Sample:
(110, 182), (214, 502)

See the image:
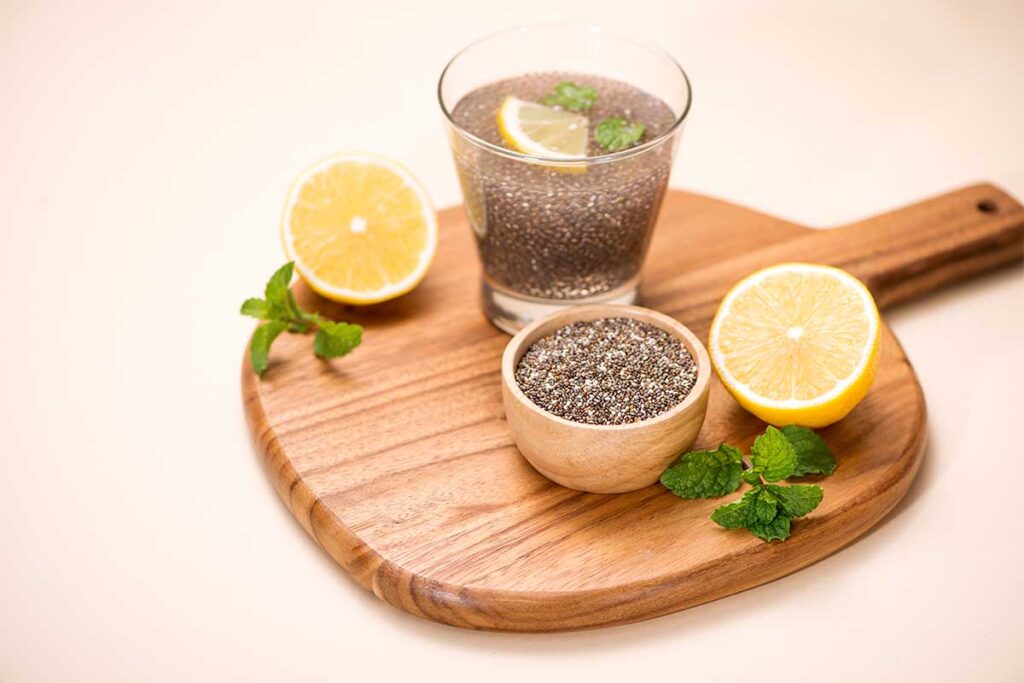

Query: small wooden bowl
(501, 304), (712, 494)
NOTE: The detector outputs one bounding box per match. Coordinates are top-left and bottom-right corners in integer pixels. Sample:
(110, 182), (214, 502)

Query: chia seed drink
(439, 26), (692, 332)
(452, 73), (676, 298)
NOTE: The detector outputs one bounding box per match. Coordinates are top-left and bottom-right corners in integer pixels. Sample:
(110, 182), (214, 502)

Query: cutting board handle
(830, 183), (1023, 309)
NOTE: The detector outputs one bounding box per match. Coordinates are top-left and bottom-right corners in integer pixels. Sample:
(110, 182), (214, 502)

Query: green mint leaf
(240, 298), (272, 320)
(241, 298), (292, 322)
(767, 484), (823, 518)
(661, 444), (744, 499)
(700, 430), (836, 543)
(720, 444), (744, 462)
(313, 321), (363, 359)
(711, 485), (775, 527)
(711, 497), (750, 529)
(243, 262), (364, 379)
(751, 426), (798, 481)
(748, 486), (778, 524)
(285, 288), (306, 321)
(322, 320), (363, 345)
(244, 264), (307, 323)
(308, 312), (331, 328)
(543, 81), (597, 112)
(711, 487), (794, 541)
(595, 116), (645, 151)
(250, 321), (288, 375)
(747, 514), (792, 542)
(781, 425), (837, 476)
(741, 469), (761, 485)
(264, 261), (295, 308)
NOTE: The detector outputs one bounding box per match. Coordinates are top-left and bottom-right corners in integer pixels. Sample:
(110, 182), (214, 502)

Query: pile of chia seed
(514, 317), (698, 425)
(450, 72), (677, 300)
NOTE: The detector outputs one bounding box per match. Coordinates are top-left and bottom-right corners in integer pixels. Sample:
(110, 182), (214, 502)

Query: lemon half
(709, 263), (881, 428)
(281, 153), (437, 305)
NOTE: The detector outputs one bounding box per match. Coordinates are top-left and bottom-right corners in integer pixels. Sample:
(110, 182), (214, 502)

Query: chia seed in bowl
(514, 316), (698, 425)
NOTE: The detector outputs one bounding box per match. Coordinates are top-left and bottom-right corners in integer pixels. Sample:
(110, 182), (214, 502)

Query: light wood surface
(501, 304), (711, 493)
(242, 182), (1023, 632)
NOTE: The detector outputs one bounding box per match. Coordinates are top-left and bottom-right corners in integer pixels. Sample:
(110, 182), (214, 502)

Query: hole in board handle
(977, 199), (999, 214)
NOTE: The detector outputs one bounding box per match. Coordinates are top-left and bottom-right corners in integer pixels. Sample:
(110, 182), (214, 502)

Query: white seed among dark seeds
(514, 317), (698, 425)
(451, 73), (676, 300)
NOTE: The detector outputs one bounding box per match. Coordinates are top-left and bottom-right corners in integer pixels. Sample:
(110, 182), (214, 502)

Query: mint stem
(741, 457), (765, 486)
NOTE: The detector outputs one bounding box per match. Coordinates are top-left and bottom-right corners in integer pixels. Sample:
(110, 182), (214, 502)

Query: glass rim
(437, 23), (693, 166)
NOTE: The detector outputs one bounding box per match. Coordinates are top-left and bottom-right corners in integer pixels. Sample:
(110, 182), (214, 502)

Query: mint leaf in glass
(543, 81), (597, 112)
(595, 116), (645, 151)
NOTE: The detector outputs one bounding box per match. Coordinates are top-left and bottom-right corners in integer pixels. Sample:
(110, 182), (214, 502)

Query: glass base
(482, 279), (640, 334)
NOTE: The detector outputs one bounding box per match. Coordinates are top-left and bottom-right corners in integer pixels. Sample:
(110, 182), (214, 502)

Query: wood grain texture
(242, 183), (1023, 632)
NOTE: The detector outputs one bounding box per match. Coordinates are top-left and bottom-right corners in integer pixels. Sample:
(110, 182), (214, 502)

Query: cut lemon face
(281, 153), (437, 305)
(497, 96), (589, 159)
(709, 263), (881, 428)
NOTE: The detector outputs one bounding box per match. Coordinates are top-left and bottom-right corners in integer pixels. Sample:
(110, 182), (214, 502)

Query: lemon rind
(709, 262), (881, 411)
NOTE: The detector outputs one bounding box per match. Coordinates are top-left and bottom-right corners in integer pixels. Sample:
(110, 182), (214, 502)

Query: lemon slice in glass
(709, 263), (882, 428)
(497, 96), (589, 159)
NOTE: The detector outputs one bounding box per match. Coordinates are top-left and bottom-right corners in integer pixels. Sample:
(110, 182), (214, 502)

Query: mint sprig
(660, 425), (836, 542)
(543, 81), (597, 112)
(595, 116), (645, 151)
(241, 262), (362, 376)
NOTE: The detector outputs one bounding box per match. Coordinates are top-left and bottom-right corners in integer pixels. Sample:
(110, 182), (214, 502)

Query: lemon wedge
(497, 96), (589, 159)
(709, 263), (881, 428)
(281, 153), (437, 305)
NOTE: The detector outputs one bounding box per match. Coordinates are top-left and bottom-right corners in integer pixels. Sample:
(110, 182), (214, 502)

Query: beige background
(2, 0), (1022, 681)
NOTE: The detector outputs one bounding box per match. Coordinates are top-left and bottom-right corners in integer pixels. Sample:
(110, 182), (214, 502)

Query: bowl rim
(501, 304), (712, 432)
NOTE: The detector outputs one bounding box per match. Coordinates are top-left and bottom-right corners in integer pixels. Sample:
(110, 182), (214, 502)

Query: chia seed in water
(514, 317), (698, 425)
(450, 73), (677, 300)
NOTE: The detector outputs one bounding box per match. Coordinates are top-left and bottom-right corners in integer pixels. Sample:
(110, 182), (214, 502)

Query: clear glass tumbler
(438, 24), (692, 333)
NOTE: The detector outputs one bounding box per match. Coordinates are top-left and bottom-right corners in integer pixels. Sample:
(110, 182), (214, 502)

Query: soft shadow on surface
(880, 263), (1022, 319)
(277, 454), (933, 656)
(359, 538), (865, 652)
(291, 278), (437, 329)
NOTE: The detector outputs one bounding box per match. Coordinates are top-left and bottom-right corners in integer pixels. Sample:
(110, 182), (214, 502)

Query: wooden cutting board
(242, 183), (1022, 632)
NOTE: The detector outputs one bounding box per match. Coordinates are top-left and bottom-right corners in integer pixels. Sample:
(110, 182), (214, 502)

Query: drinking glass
(438, 24), (692, 332)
